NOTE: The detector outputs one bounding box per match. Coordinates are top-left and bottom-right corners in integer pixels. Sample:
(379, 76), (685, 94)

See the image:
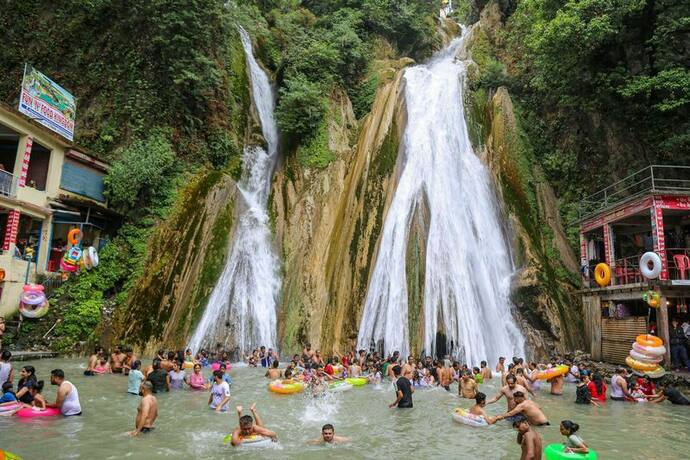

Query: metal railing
(578, 165), (690, 221)
(0, 169), (17, 197)
(583, 249), (690, 287)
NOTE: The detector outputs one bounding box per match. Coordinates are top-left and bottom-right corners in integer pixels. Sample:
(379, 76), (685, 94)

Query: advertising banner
(18, 64), (76, 141)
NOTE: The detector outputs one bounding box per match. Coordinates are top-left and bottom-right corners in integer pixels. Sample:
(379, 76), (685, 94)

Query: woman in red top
(637, 376), (656, 396)
(324, 359), (334, 376)
(587, 373), (607, 402)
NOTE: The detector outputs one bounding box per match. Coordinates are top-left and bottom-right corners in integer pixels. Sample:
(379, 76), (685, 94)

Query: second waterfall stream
(357, 29), (525, 364)
(188, 28), (281, 357)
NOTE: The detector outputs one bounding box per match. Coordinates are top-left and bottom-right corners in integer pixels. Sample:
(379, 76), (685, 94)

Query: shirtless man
(349, 360), (362, 377)
(496, 356), (506, 374)
(130, 381), (157, 436)
(312, 350), (324, 367)
(265, 360), (282, 379)
(84, 346), (103, 376)
(401, 356), (415, 380)
(302, 343), (315, 363)
(548, 372), (564, 395)
(459, 371), (478, 399)
(308, 423), (351, 445)
(469, 392), (498, 425)
(122, 348), (137, 376)
(486, 374), (529, 411)
(161, 352), (176, 372)
(110, 346), (125, 374)
(357, 349), (367, 367)
(480, 361), (492, 381)
(513, 416), (542, 460)
(497, 392), (549, 426)
(438, 362), (453, 391)
(515, 368), (535, 397)
(230, 403), (277, 446)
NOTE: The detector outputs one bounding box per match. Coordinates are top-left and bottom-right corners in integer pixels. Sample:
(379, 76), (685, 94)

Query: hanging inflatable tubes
(19, 290), (46, 305)
(629, 349), (663, 364)
(452, 408), (488, 427)
(328, 381), (353, 393)
(0, 268), (5, 281)
(636, 334), (663, 348)
(626, 356), (660, 373)
(268, 380), (304, 395)
(19, 301), (49, 319)
(0, 450), (22, 460)
(643, 366), (666, 379)
(640, 252), (662, 279)
(544, 443), (598, 460)
(22, 284), (44, 292)
(88, 247), (99, 268)
(60, 259), (78, 273)
(15, 407), (61, 417)
(345, 377), (368, 387)
(535, 365), (569, 381)
(632, 341), (666, 357)
(223, 433), (273, 447)
(67, 228), (82, 246)
(82, 250), (93, 270)
(593, 263), (611, 287)
(66, 247), (82, 265)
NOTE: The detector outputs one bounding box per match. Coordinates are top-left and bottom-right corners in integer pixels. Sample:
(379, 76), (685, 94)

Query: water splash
(188, 27), (281, 357)
(356, 30), (524, 365)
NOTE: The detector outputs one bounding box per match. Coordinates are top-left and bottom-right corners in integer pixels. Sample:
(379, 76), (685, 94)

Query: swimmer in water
(469, 392), (498, 425)
(459, 371), (478, 399)
(308, 423), (352, 445)
(560, 420), (589, 454)
(265, 360), (282, 379)
(496, 391), (549, 426)
(495, 356), (506, 374)
(230, 403), (277, 446)
(513, 415), (542, 460)
(130, 381), (157, 436)
(486, 374), (529, 411)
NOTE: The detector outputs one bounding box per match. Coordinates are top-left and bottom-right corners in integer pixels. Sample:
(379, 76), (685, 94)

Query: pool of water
(1, 358), (688, 459)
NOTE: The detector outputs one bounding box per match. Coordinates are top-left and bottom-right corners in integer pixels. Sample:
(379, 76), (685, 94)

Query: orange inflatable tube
(636, 334), (663, 348)
(67, 228), (82, 246)
(594, 263), (611, 287)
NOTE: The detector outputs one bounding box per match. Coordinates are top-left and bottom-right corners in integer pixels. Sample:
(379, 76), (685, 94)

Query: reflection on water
(1, 359), (688, 459)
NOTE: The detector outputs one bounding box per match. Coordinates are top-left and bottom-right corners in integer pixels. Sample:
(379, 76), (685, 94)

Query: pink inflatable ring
(16, 407), (61, 417)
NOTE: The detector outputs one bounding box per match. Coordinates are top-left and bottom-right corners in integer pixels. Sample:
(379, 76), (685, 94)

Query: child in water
(27, 380), (46, 410)
(93, 357), (111, 374)
(473, 367), (484, 384)
(629, 382), (647, 402)
(560, 420), (590, 454)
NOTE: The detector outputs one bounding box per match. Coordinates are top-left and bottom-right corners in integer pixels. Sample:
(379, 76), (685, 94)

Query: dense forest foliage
(1, 0), (686, 349)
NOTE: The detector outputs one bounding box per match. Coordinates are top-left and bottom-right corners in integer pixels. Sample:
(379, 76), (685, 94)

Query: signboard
(18, 64), (76, 141)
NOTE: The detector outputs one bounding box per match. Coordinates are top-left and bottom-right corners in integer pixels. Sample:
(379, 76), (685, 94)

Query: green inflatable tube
(345, 377), (368, 387)
(544, 444), (597, 460)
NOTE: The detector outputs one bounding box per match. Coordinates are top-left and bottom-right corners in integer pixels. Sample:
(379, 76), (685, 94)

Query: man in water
(84, 346), (103, 376)
(308, 424), (352, 445)
(438, 361), (453, 391)
(302, 343), (315, 364)
(110, 345), (125, 374)
(648, 384), (690, 405)
(123, 347), (137, 376)
(486, 374), (529, 411)
(401, 356), (415, 380)
(230, 403), (277, 446)
(459, 371), (478, 399)
(131, 381), (157, 436)
(496, 356), (506, 374)
(513, 415), (542, 460)
(469, 392), (498, 425)
(480, 361), (492, 381)
(208, 370), (231, 412)
(47, 369), (81, 416)
(389, 365), (414, 408)
(610, 367), (632, 401)
(265, 360), (282, 379)
(497, 391), (549, 426)
(259, 346), (269, 368)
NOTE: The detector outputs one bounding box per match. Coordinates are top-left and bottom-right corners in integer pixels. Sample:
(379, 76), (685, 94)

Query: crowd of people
(1, 342), (689, 456)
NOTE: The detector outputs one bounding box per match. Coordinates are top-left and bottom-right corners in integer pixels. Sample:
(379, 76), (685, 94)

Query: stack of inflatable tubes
(18, 284), (49, 319)
(626, 334), (666, 378)
(60, 244), (99, 274)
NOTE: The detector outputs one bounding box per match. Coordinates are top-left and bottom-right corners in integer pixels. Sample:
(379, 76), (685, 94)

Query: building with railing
(0, 102), (118, 317)
(577, 165), (690, 369)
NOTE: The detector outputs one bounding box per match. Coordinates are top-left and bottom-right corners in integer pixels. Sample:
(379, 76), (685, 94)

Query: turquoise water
(1, 358), (688, 459)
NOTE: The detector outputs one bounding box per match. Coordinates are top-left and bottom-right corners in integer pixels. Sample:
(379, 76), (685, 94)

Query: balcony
(584, 249), (690, 288)
(0, 169), (16, 198)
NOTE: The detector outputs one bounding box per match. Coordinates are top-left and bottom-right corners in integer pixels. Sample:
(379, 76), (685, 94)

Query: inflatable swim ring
(535, 365), (569, 381)
(640, 366), (666, 379)
(0, 403), (22, 415)
(345, 377), (368, 387)
(636, 334), (663, 348)
(60, 259), (78, 273)
(0, 450), (22, 460)
(20, 290), (46, 305)
(594, 263), (611, 287)
(88, 247), (99, 268)
(328, 381), (353, 393)
(15, 407), (61, 418)
(632, 341), (666, 357)
(22, 284), (44, 292)
(642, 290), (660, 308)
(83, 250), (93, 270)
(223, 433), (273, 447)
(629, 349), (663, 364)
(639, 252), (662, 280)
(183, 361), (194, 369)
(452, 408), (488, 427)
(625, 356), (660, 372)
(544, 443), (598, 460)
(67, 228), (82, 246)
(19, 301), (49, 319)
(268, 380), (304, 395)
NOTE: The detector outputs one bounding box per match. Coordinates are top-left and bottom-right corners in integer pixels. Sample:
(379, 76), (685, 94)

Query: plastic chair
(673, 254), (690, 280)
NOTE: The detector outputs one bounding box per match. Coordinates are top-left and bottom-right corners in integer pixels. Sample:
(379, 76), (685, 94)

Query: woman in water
(188, 364), (207, 390)
(560, 420), (590, 454)
(168, 361), (187, 390)
(587, 373), (607, 403)
(93, 357), (111, 374)
(16, 365), (37, 404)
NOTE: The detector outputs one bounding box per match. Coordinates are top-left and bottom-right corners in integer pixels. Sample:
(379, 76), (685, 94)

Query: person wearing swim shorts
(496, 391), (549, 426)
(308, 423), (351, 444)
(131, 381), (157, 436)
(230, 403), (277, 446)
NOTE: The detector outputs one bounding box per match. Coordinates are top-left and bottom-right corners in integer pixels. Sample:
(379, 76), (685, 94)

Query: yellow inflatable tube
(626, 356), (660, 372)
(535, 365), (569, 381)
(268, 379), (305, 395)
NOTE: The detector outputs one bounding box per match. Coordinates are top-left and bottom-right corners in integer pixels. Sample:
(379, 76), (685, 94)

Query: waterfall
(188, 28), (281, 357)
(356, 29), (524, 365)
